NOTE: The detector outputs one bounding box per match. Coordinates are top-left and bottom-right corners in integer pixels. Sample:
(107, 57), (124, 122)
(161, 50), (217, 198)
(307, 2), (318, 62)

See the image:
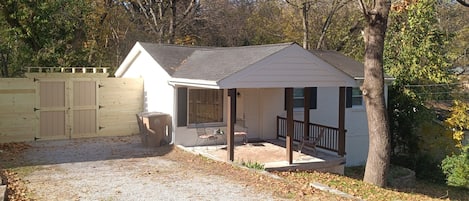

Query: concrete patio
(185, 139), (346, 174)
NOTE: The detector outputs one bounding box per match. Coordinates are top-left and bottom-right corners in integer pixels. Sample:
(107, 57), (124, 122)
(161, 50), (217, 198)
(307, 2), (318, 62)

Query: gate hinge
(34, 137), (41, 141)
(33, 78), (39, 82)
(98, 84), (104, 88)
(99, 105), (104, 109)
(99, 126), (105, 130)
(33, 107), (40, 112)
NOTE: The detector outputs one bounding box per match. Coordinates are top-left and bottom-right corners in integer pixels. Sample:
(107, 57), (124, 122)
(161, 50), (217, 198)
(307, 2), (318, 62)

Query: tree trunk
(168, 0), (176, 44)
(301, 3), (310, 49)
(360, 0), (391, 187)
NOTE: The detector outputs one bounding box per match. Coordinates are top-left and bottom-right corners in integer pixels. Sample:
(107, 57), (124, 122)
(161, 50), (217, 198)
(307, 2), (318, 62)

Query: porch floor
(186, 139), (346, 174)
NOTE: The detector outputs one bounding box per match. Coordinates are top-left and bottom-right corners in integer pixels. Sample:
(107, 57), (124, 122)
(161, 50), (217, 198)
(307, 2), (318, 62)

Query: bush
(441, 146), (469, 189)
(392, 154), (446, 184)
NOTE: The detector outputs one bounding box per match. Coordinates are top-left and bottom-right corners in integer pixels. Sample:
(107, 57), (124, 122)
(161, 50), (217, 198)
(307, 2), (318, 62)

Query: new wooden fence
(0, 77), (143, 142)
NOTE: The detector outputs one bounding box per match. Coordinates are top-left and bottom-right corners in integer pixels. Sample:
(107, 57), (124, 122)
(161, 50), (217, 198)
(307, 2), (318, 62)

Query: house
(115, 42), (393, 166)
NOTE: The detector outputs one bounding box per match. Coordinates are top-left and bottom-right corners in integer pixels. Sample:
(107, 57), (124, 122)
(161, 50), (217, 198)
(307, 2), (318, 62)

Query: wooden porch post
(304, 87), (311, 140)
(227, 88), (236, 161)
(286, 88), (293, 164)
(338, 87), (346, 156)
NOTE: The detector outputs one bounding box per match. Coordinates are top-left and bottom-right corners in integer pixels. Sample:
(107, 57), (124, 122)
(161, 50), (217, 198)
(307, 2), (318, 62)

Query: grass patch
(238, 160), (265, 170)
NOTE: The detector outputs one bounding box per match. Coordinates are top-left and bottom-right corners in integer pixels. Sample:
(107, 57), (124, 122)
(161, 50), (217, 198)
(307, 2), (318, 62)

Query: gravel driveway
(15, 135), (286, 201)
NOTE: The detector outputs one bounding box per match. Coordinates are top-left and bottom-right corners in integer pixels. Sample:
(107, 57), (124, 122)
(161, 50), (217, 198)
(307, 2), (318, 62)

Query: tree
(456, 0), (469, 7)
(315, 0), (352, 49)
(124, 0), (198, 44)
(285, 0), (315, 49)
(0, 0), (95, 76)
(357, 0), (392, 187)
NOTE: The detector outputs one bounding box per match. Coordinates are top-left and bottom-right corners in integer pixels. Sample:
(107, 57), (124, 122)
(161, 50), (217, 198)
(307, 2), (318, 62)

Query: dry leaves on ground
(1, 142), (33, 201)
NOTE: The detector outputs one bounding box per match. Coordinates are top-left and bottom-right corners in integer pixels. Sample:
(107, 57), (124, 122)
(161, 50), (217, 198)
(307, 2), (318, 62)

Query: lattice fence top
(25, 67), (109, 74)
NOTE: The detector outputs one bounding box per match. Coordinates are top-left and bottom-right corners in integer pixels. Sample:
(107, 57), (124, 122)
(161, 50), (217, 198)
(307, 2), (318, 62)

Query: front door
(242, 89), (260, 139)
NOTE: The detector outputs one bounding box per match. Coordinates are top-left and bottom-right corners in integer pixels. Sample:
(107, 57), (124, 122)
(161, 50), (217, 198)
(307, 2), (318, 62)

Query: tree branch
(358, 0), (368, 17)
(455, 0), (469, 7)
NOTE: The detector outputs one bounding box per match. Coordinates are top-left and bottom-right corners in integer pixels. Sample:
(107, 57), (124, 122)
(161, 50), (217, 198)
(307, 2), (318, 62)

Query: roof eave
(115, 42), (143, 77)
(168, 78), (220, 89)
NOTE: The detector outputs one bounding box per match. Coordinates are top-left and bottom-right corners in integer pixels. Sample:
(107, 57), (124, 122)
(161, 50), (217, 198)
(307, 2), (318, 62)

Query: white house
(115, 42), (393, 166)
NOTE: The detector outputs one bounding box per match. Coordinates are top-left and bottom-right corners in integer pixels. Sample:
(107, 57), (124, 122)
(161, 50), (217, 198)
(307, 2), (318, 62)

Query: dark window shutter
(310, 87), (317, 109)
(346, 87), (352, 108)
(284, 88), (287, 110)
(177, 87), (187, 127)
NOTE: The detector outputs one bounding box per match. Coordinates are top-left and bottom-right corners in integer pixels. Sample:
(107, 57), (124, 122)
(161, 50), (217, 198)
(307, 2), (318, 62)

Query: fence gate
(37, 79), (98, 140)
(38, 80), (68, 140)
(71, 81), (98, 137)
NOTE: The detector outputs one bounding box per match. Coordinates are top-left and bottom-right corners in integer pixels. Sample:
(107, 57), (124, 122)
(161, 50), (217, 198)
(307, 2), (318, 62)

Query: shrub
(441, 146), (469, 189)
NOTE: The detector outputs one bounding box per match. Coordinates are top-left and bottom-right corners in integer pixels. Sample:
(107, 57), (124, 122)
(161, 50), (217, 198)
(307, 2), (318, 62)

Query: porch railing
(276, 116), (346, 155)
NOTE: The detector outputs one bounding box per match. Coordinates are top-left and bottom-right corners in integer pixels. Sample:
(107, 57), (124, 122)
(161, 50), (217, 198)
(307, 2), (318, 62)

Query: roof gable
(217, 45), (356, 88)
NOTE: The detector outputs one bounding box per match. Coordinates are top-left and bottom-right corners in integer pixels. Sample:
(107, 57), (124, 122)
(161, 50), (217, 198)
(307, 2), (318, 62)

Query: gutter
(168, 78), (220, 89)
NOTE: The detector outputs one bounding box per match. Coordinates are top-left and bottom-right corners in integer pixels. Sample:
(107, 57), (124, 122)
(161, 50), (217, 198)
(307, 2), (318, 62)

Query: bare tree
(316, 0), (352, 49)
(357, 0), (392, 187)
(456, 0), (469, 7)
(125, 0), (198, 44)
(285, 0), (315, 49)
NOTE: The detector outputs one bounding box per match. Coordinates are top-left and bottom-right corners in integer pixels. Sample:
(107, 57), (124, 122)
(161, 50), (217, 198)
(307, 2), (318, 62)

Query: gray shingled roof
(172, 43), (292, 81)
(139, 42), (292, 80)
(138, 42), (199, 75)
(309, 50), (392, 79)
(138, 42), (386, 81)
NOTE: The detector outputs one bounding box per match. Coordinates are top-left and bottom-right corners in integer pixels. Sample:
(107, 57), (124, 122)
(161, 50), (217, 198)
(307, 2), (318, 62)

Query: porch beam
(227, 88), (236, 161)
(304, 87), (311, 139)
(286, 87), (294, 164)
(338, 87), (346, 156)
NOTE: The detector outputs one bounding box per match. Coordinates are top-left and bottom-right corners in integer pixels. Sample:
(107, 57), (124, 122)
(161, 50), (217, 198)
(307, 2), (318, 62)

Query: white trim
(169, 78), (220, 89)
(115, 43), (143, 77)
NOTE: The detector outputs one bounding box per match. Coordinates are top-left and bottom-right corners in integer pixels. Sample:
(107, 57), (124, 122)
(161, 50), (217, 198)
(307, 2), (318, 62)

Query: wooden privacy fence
(0, 76), (143, 142)
(276, 116), (346, 155)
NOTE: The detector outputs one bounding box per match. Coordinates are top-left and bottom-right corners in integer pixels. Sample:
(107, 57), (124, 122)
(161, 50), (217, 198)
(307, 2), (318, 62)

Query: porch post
(338, 87), (346, 156)
(304, 87), (311, 139)
(286, 87), (294, 164)
(227, 88), (236, 161)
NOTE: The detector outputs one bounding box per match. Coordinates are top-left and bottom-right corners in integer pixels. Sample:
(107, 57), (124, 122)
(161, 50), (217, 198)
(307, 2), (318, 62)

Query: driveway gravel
(12, 135), (286, 201)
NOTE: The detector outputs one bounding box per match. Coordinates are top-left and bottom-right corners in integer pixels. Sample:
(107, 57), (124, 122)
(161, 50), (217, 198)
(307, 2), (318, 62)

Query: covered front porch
(188, 138), (346, 174)
(221, 87), (347, 165)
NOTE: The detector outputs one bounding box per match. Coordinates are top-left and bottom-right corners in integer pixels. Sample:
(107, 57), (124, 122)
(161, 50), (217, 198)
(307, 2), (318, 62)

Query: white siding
(118, 46), (176, 143)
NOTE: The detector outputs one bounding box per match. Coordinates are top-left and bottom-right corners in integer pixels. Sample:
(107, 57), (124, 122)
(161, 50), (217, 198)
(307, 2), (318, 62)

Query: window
(188, 89), (223, 124)
(293, 88), (304, 108)
(351, 87), (363, 106)
(284, 87), (317, 110)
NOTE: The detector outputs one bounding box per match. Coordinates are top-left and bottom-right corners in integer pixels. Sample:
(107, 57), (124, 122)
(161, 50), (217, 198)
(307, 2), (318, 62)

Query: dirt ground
(0, 135), (345, 201)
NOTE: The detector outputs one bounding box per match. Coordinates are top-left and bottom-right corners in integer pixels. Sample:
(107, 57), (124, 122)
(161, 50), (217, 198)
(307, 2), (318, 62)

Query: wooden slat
(0, 89), (35, 94)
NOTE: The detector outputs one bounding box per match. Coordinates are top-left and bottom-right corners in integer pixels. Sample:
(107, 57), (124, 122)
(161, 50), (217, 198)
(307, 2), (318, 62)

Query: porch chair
(298, 128), (325, 155)
(234, 119), (248, 144)
(195, 123), (218, 146)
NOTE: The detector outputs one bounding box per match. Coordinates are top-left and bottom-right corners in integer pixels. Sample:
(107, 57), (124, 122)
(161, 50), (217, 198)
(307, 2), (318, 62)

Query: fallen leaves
(0, 169), (33, 201)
